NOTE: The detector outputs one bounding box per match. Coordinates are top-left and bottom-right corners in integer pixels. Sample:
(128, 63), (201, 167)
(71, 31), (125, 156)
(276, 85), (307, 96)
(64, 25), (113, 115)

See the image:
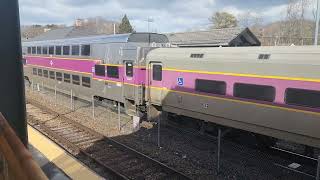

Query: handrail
(0, 113), (48, 180)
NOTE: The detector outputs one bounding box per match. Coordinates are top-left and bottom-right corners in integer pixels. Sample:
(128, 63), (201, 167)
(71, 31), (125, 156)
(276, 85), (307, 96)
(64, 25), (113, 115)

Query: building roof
(166, 27), (260, 47)
(26, 26), (111, 42)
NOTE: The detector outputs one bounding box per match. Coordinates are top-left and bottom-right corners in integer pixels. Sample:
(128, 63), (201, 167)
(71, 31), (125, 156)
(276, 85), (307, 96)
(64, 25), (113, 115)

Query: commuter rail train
(22, 33), (320, 150)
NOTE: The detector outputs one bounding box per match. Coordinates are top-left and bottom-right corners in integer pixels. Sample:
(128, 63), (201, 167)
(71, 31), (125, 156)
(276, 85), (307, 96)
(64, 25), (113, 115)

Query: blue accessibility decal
(177, 77), (184, 86)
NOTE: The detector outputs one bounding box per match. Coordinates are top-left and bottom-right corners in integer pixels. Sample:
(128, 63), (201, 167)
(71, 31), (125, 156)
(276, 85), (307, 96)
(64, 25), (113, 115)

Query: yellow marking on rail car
(26, 55), (102, 62)
(28, 125), (102, 180)
(26, 64), (92, 75)
(161, 68), (320, 83)
(149, 86), (320, 116)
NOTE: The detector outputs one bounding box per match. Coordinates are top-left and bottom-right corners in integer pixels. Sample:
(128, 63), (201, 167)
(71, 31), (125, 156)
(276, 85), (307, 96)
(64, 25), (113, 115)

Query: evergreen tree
(119, 14), (133, 33)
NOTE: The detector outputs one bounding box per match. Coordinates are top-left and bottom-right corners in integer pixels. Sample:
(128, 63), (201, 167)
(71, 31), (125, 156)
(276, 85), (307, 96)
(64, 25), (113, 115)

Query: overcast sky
(19, 0), (317, 33)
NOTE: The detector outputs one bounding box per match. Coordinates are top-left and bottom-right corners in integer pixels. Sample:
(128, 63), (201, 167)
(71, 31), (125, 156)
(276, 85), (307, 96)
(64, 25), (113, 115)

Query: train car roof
(147, 45), (320, 65)
(23, 33), (169, 46)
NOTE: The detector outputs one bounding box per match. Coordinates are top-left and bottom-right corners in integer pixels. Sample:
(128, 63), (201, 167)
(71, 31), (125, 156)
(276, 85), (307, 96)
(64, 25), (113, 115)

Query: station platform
(28, 125), (103, 180)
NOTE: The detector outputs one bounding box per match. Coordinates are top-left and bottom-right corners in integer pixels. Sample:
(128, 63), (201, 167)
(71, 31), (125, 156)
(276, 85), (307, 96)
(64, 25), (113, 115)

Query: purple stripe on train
(148, 70), (320, 112)
(26, 56), (146, 85)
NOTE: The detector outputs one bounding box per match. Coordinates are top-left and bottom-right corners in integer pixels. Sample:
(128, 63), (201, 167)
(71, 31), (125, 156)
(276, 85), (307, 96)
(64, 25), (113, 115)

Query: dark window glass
(82, 77), (91, 88)
(71, 45), (80, 56)
(55, 46), (62, 55)
(56, 72), (62, 81)
(27, 47), (31, 54)
(195, 79), (226, 95)
(81, 45), (90, 56)
(72, 75), (80, 85)
(49, 71), (55, 79)
(49, 46), (54, 55)
(190, 54), (204, 58)
(107, 66), (119, 78)
(32, 47), (36, 54)
(32, 68), (37, 75)
(64, 73), (71, 83)
(63, 46), (70, 55)
(37, 46), (41, 54)
(152, 64), (162, 81)
(43, 70), (48, 78)
(22, 58), (26, 65)
(285, 88), (320, 108)
(42, 46), (48, 54)
(234, 83), (275, 102)
(37, 69), (42, 76)
(126, 61), (133, 77)
(95, 65), (105, 76)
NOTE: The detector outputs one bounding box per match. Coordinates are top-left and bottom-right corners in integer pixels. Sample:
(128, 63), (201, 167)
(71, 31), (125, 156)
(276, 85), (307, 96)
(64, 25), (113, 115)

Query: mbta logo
(177, 77), (184, 86)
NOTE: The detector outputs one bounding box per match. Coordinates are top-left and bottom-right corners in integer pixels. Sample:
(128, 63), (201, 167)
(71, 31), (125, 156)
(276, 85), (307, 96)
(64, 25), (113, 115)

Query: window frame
(32, 68), (37, 75)
(81, 45), (91, 56)
(107, 66), (119, 79)
(72, 75), (80, 85)
(37, 69), (43, 77)
(82, 76), (91, 88)
(43, 70), (49, 78)
(49, 46), (55, 55)
(63, 46), (70, 55)
(64, 73), (71, 83)
(285, 88), (320, 108)
(42, 46), (48, 55)
(71, 45), (80, 56)
(95, 65), (106, 76)
(56, 72), (63, 81)
(195, 79), (226, 95)
(32, 47), (36, 54)
(233, 83), (276, 102)
(27, 47), (31, 54)
(55, 46), (62, 55)
(49, 71), (55, 79)
(125, 61), (134, 77)
(36, 46), (42, 55)
(152, 64), (162, 81)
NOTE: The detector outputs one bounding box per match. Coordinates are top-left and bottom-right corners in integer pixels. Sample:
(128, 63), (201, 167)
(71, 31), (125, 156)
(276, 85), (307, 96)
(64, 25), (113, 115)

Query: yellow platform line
(28, 125), (103, 180)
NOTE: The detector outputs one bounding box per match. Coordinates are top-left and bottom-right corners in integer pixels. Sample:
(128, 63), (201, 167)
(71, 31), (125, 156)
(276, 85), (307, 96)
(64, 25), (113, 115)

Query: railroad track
(27, 99), (191, 180)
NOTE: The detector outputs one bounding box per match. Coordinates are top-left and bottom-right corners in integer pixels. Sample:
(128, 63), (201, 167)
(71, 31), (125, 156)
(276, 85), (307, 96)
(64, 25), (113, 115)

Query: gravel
(26, 85), (317, 180)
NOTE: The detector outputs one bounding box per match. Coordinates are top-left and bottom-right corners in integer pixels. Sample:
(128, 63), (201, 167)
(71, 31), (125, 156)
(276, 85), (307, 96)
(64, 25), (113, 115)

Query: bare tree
(209, 12), (238, 29)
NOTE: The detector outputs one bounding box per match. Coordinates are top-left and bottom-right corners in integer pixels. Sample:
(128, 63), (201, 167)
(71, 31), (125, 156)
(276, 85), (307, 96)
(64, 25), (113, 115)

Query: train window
(258, 54), (271, 60)
(27, 47), (31, 54)
(37, 47), (41, 54)
(126, 62), (133, 77)
(285, 88), (320, 108)
(81, 45), (90, 56)
(43, 70), (48, 78)
(49, 71), (55, 79)
(107, 66), (119, 78)
(22, 58), (26, 65)
(195, 79), (226, 95)
(63, 46), (70, 55)
(95, 65), (105, 76)
(37, 69), (42, 77)
(152, 64), (162, 81)
(32, 68), (37, 75)
(56, 72), (63, 81)
(64, 73), (71, 83)
(71, 45), (80, 56)
(49, 46), (54, 55)
(234, 83), (275, 102)
(55, 46), (62, 55)
(190, 54), (204, 58)
(42, 46), (48, 54)
(82, 77), (91, 88)
(32, 47), (36, 54)
(72, 75), (80, 85)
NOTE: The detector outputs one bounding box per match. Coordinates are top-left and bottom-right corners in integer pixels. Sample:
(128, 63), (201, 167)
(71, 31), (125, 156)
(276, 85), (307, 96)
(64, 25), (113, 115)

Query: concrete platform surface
(28, 125), (103, 180)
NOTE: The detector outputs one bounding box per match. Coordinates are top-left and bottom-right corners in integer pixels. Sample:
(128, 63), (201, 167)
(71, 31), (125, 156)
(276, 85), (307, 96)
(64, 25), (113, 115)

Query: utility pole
(146, 17), (154, 32)
(315, 0), (320, 45)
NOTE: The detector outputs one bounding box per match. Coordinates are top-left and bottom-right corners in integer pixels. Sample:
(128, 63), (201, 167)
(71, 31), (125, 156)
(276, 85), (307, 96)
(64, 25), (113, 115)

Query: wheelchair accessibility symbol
(177, 77), (184, 86)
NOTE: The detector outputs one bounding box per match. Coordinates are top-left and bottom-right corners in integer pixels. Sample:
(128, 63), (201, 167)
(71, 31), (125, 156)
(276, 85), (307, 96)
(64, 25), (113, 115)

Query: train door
(123, 60), (134, 99)
(148, 62), (163, 105)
